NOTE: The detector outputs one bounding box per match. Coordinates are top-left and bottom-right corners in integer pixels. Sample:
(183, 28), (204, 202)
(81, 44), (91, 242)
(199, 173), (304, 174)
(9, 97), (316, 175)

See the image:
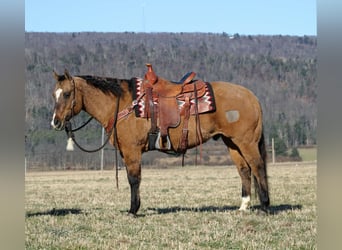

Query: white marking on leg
(239, 195), (251, 211)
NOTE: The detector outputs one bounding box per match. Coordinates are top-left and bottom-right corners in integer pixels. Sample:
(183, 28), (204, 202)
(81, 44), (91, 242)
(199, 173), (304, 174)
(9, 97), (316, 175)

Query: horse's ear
(64, 69), (72, 80)
(53, 70), (59, 80)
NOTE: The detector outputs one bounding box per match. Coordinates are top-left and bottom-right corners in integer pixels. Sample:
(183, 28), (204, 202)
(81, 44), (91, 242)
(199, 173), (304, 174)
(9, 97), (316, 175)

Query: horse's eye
(63, 92), (71, 99)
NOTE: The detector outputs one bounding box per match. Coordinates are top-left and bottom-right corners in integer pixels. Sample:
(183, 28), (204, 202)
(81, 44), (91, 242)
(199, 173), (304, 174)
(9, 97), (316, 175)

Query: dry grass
(26, 163), (316, 249)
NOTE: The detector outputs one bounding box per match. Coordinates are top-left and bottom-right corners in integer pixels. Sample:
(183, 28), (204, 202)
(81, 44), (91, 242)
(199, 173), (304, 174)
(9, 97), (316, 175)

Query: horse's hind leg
(238, 142), (270, 211)
(223, 136), (269, 211)
(224, 138), (252, 210)
(229, 148), (252, 210)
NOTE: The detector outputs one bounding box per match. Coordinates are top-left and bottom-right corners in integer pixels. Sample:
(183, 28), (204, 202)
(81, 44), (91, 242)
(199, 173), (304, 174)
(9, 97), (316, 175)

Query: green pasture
(298, 147), (317, 162)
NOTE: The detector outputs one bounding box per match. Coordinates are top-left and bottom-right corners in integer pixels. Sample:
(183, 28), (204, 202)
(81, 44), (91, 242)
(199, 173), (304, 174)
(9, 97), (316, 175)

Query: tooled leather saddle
(141, 64), (215, 153)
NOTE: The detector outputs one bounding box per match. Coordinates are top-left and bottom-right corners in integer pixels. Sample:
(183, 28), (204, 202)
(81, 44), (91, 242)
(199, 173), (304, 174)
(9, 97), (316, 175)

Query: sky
(25, 0), (316, 36)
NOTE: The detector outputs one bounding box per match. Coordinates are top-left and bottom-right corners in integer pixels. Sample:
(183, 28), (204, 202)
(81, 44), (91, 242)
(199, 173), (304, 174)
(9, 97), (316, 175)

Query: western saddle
(143, 63), (205, 154)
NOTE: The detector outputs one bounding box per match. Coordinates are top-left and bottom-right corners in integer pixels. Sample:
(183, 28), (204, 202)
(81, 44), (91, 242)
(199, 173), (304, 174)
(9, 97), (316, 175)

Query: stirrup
(155, 132), (171, 150)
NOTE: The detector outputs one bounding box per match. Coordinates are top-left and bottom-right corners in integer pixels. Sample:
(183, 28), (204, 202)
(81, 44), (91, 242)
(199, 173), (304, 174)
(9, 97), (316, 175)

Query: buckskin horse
(50, 64), (269, 215)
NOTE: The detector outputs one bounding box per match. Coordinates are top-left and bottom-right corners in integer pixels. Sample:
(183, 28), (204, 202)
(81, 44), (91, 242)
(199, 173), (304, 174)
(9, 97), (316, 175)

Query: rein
(65, 119), (114, 153)
(70, 117), (93, 132)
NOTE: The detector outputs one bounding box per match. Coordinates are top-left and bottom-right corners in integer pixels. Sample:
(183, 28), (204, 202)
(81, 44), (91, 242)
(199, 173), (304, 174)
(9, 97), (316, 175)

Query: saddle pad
(132, 78), (216, 118)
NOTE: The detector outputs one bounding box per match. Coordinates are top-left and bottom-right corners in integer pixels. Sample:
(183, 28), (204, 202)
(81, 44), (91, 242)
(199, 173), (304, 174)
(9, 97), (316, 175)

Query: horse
(50, 66), (269, 216)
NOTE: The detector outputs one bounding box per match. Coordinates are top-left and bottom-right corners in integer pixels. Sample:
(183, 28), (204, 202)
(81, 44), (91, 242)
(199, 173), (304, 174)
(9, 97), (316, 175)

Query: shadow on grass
(265, 204), (302, 215)
(147, 204), (302, 215)
(26, 204), (302, 218)
(26, 208), (84, 217)
(147, 205), (239, 214)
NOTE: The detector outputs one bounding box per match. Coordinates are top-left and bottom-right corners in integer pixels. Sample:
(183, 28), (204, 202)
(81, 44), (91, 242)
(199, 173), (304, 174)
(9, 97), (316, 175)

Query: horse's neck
(80, 82), (128, 128)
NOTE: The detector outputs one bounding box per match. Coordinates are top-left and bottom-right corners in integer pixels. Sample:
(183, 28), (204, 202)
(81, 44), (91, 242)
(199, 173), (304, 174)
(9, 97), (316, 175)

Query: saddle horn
(145, 63), (158, 85)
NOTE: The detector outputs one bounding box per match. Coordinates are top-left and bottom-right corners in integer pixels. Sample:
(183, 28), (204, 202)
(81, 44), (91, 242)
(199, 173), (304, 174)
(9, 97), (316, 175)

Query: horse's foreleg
(124, 157), (141, 216)
(229, 148), (252, 211)
(127, 170), (141, 215)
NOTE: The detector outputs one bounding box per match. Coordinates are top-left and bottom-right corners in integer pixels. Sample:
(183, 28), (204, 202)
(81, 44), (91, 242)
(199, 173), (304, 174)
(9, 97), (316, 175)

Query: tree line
(25, 32), (317, 169)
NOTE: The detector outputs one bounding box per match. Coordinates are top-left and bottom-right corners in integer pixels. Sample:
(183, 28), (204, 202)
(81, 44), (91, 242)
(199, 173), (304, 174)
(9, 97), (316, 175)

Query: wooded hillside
(25, 32), (317, 169)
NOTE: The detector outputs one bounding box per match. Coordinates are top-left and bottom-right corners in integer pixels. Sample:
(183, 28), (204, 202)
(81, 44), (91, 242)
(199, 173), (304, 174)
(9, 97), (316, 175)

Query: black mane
(77, 75), (135, 96)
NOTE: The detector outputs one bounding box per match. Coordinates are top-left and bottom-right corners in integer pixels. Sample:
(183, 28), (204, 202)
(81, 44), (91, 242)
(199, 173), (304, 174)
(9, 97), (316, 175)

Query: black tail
(253, 131), (269, 208)
(259, 132), (267, 170)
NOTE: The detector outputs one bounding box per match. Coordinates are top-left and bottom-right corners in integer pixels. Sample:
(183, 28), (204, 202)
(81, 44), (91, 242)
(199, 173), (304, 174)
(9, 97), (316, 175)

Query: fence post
(272, 138), (275, 164)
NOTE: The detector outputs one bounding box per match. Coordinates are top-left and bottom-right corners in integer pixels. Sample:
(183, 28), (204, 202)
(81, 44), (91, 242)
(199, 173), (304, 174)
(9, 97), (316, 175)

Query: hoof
(238, 207), (250, 212)
(239, 196), (251, 211)
(127, 212), (137, 218)
(260, 202), (270, 212)
(258, 206), (270, 215)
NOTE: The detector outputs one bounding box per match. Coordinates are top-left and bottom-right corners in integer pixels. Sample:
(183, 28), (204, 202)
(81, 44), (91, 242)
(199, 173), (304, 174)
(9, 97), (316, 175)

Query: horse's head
(51, 70), (82, 130)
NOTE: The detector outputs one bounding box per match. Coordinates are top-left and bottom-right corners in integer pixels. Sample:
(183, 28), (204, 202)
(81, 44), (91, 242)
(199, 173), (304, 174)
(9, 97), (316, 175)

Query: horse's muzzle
(51, 118), (64, 131)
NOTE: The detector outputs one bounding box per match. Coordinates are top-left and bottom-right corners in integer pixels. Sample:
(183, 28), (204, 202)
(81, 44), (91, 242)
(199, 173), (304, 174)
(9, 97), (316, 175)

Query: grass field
(298, 147), (317, 162)
(26, 163), (316, 249)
